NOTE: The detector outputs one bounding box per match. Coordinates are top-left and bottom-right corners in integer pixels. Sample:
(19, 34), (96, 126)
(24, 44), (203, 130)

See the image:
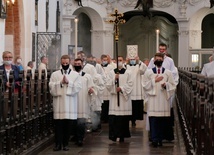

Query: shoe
(53, 145), (61, 151)
(63, 147), (69, 151)
(109, 136), (116, 142)
(75, 140), (83, 146)
(143, 111), (147, 114)
(158, 141), (162, 147)
(77, 140), (83, 147)
(152, 142), (158, 148)
(132, 122), (136, 127)
(119, 137), (124, 142)
(70, 136), (77, 142)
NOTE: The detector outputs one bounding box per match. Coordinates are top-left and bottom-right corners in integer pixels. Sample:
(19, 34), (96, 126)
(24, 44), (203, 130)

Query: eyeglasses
(3, 57), (13, 59)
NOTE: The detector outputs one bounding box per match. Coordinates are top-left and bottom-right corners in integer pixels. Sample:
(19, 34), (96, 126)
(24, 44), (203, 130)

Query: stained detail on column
(153, 0), (174, 8)
(179, 1), (187, 18)
(64, 0), (73, 15)
(118, 0), (136, 7)
(178, 30), (189, 36)
(91, 0), (106, 4)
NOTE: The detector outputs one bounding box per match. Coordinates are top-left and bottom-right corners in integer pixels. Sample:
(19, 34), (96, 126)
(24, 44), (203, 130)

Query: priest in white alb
(142, 53), (176, 148)
(72, 58), (96, 146)
(49, 55), (82, 151)
(106, 56), (133, 142)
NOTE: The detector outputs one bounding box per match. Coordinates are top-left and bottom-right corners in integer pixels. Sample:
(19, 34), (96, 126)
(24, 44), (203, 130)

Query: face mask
(154, 60), (163, 67)
(87, 61), (96, 67)
(102, 61), (108, 66)
(130, 60), (136, 65)
(61, 64), (69, 70)
(17, 59), (22, 63)
(74, 65), (82, 72)
(118, 62), (123, 68)
(3, 61), (12, 65)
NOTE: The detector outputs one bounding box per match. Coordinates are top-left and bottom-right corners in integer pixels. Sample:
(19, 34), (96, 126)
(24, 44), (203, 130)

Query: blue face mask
(130, 60), (136, 65)
(102, 61), (108, 65)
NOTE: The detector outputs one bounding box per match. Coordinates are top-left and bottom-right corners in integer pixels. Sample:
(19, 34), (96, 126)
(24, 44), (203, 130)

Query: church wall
(1, 0), (213, 68)
(0, 19), (5, 64)
(48, 0), (57, 32)
(38, 0), (46, 32)
(21, 0), (34, 67)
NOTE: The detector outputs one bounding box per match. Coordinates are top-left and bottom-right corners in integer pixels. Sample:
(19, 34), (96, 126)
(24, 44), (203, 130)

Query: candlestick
(74, 18), (78, 58)
(156, 29), (159, 52)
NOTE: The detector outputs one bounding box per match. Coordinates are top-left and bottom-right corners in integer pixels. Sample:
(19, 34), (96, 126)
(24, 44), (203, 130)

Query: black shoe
(143, 111), (147, 114)
(77, 140), (83, 147)
(109, 136), (116, 142)
(152, 142), (158, 148)
(119, 137), (124, 142)
(75, 140), (83, 146)
(132, 122), (136, 127)
(158, 141), (162, 147)
(63, 147), (69, 151)
(70, 136), (77, 142)
(53, 145), (61, 151)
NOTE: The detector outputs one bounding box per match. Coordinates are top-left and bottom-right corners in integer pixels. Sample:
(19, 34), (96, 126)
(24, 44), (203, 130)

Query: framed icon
(68, 45), (83, 59)
(127, 45), (138, 59)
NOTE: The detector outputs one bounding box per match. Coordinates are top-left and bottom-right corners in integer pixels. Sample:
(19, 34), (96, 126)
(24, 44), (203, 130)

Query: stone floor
(38, 105), (187, 155)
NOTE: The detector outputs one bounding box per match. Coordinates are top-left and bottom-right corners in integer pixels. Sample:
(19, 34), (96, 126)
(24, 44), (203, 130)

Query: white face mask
(118, 62), (123, 68)
(3, 60), (12, 65)
(17, 59), (22, 63)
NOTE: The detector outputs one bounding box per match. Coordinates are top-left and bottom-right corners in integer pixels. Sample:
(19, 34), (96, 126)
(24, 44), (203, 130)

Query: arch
(123, 10), (177, 24)
(202, 14), (214, 48)
(189, 7), (214, 49)
(73, 7), (103, 30)
(189, 7), (214, 31)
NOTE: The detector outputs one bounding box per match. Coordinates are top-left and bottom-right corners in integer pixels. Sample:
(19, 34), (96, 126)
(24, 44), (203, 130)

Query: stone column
(189, 30), (202, 49)
(91, 29), (114, 58)
(62, 15), (76, 56)
(177, 20), (190, 67)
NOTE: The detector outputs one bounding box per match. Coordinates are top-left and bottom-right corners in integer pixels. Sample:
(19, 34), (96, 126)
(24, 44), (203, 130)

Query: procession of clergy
(49, 43), (179, 151)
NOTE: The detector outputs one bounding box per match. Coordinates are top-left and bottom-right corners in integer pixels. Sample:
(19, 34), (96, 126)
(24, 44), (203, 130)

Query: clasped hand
(155, 75), (163, 83)
(61, 75), (69, 84)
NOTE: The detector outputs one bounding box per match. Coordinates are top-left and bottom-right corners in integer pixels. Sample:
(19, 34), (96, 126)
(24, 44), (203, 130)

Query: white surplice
(126, 62), (147, 100)
(106, 68), (133, 116)
(142, 68), (176, 117)
(49, 69), (82, 119)
(77, 71), (96, 118)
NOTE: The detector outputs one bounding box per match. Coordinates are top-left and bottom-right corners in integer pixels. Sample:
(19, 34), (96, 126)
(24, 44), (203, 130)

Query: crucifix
(107, 9), (125, 106)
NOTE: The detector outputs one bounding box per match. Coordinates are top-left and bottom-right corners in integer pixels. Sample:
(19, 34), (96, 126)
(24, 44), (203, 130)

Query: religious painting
(0, 0), (7, 19)
(68, 45), (83, 60)
(127, 45), (138, 59)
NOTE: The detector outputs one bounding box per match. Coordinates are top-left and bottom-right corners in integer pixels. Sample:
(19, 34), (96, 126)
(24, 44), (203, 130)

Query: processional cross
(107, 9), (125, 106)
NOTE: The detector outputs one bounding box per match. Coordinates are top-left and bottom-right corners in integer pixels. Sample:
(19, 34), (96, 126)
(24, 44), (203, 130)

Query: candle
(74, 18), (78, 58)
(156, 29), (160, 52)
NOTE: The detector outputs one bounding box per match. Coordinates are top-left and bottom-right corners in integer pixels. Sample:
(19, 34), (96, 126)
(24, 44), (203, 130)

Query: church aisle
(38, 106), (186, 155)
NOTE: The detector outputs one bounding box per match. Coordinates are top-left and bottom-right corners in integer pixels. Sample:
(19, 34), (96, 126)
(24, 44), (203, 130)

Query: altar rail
(177, 68), (214, 155)
(0, 69), (54, 155)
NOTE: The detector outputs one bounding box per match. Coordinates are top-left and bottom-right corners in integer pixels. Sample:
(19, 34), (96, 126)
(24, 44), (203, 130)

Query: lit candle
(74, 18), (78, 58)
(156, 29), (160, 52)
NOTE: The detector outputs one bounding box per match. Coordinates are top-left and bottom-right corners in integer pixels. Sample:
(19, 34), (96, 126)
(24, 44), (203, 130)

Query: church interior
(0, 0), (214, 154)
